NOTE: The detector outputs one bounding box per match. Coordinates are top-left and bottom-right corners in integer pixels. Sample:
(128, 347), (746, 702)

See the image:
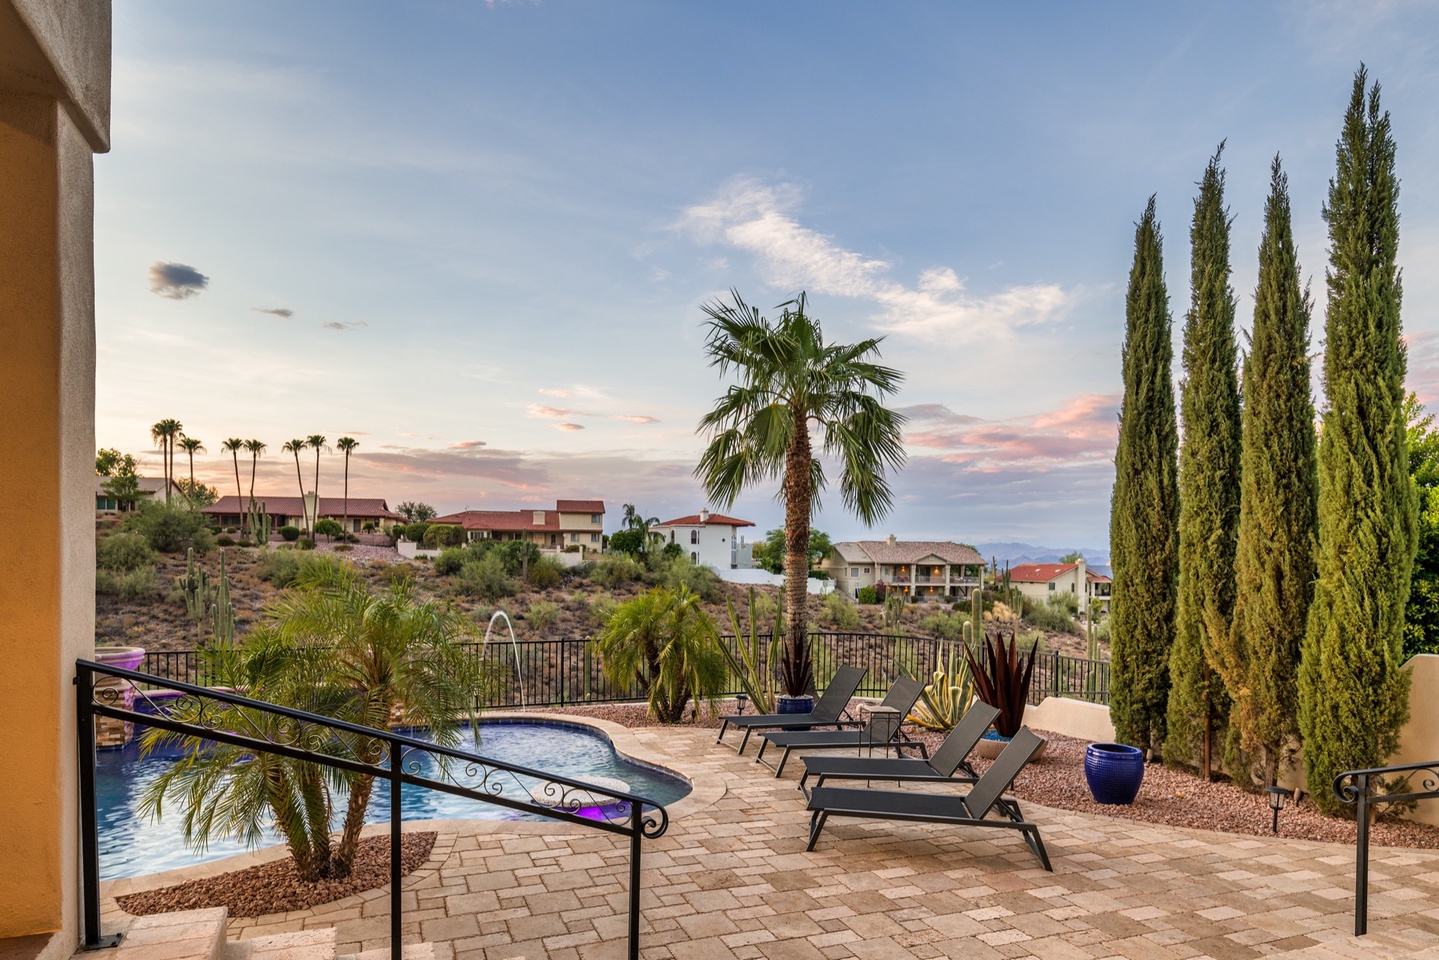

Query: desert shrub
(422, 524), (467, 548)
(527, 555), (563, 590)
(857, 585), (880, 605)
(124, 501), (214, 554)
(917, 608), (970, 642)
(590, 553), (644, 587)
(660, 542), (683, 561)
(590, 594), (618, 626)
(821, 591), (861, 630)
(343, 533), (360, 543)
(455, 553), (516, 601)
(1028, 594), (1079, 634)
(314, 518), (344, 539)
(333, 544), (353, 552)
(298, 537), (315, 551)
(493, 540), (541, 576)
(216, 534), (235, 547)
(403, 522), (430, 543)
(257, 549), (301, 586)
(96, 565), (156, 600)
(434, 546), (468, 576)
(96, 531), (156, 572)
(363, 522), (376, 532)
(1019, 629), (1047, 652)
(608, 529), (645, 557)
(236, 537), (254, 547)
(1091, 616), (1111, 645)
(655, 555), (722, 601)
(278, 525), (301, 542)
(526, 599), (560, 634)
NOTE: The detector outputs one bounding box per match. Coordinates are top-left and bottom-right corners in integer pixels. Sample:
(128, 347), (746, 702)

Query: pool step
(337, 945), (435, 960)
(1265, 929), (1439, 960)
(223, 928), (337, 960)
(91, 906), (228, 960)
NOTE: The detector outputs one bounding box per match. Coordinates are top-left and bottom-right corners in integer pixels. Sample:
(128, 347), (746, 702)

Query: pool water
(95, 719), (689, 880)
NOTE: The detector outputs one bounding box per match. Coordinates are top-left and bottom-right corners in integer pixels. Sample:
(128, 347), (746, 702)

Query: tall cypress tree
(1110, 197), (1180, 754)
(1166, 146), (1242, 775)
(1299, 67), (1415, 814)
(1227, 157), (1317, 789)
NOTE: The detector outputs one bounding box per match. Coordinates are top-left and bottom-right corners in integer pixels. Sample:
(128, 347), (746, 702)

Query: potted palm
(962, 625), (1042, 759)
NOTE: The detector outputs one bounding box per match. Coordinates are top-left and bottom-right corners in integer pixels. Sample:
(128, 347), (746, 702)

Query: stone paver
(100, 720), (1439, 960)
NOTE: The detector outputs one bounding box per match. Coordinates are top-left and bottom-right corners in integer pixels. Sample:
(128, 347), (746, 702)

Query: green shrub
(654, 555), (722, 601)
(257, 549), (301, 586)
(590, 553), (644, 587)
(216, 534), (235, 547)
(590, 594), (618, 626)
(917, 609), (969, 641)
(96, 565), (157, 600)
(526, 599), (560, 634)
(314, 518), (344, 539)
(821, 591), (861, 629)
(124, 501), (214, 554)
(362, 522), (376, 532)
(279, 525), (301, 542)
(298, 537), (315, 551)
(660, 542), (683, 561)
(434, 547), (468, 576)
(1019, 629), (1047, 653)
(236, 538), (254, 547)
(404, 522), (431, 543)
(422, 524), (467, 548)
(494, 540), (541, 576)
(1028, 595), (1079, 634)
(96, 531), (156, 572)
(455, 553), (516, 601)
(857, 585), (880, 605)
(527, 556), (563, 590)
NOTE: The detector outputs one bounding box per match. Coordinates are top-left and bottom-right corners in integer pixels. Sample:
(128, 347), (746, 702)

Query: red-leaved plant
(962, 625), (1039, 738)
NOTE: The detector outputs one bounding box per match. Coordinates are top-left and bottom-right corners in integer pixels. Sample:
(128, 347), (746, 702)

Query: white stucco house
(652, 509), (756, 570)
(1008, 559), (1111, 614)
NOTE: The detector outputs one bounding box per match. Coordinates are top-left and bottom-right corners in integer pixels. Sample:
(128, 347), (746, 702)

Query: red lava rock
(117, 832), (436, 918)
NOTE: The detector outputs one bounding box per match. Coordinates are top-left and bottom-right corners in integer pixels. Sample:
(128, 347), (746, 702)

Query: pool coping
(98, 710), (723, 904)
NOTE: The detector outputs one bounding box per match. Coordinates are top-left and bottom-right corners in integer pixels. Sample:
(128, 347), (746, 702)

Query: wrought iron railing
(1333, 760), (1439, 935)
(76, 659), (668, 959)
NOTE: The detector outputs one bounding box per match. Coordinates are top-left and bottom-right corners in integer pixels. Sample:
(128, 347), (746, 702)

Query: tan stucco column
(0, 2), (110, 955)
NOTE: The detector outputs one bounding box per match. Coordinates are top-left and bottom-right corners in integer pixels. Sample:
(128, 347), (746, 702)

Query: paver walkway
(102, 720), (1439, 960)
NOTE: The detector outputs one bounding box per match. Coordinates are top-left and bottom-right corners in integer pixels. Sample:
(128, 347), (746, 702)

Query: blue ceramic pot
(1084, 742), (1145, 804)
(775, 695), (816, 715)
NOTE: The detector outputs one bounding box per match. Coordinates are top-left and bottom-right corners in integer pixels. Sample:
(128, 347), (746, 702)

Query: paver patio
(100, 718), (1439, 960)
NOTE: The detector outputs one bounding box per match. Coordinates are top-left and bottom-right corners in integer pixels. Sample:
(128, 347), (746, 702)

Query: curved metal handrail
(1332, 759), (1439, 936)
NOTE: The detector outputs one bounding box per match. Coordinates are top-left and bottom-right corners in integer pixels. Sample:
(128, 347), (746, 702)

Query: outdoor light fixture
(734, 693), (748, 715)
(1266, 785), (1294, 834)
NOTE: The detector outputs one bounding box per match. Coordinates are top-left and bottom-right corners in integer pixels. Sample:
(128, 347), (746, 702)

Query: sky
(94, 1), (1439, 553)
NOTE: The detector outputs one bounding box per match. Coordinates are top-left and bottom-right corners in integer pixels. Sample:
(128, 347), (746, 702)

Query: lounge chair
(804, 726), (1051, 870)
(716, 664), (866, 755)
(798, 701), (1000, 795)
(756, 673), (927, 777)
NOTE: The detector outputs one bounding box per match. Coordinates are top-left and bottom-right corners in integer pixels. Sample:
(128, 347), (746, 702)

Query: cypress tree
(1166, 146), (1242, 774)
(1227, 157), (1317, 788)
(1299, 67), (1415, 814)
(1110, 197), (1180, 754)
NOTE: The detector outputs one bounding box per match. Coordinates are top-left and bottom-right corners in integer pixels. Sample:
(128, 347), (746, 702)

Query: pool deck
(100, 718), (1439, 960)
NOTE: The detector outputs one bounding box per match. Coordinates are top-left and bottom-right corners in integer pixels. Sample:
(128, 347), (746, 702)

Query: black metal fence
(142, 633), (1109, 707)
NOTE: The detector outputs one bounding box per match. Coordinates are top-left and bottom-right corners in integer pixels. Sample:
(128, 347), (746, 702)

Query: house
(651, 509), (756, 569)
(1007, 560), (1111, 614)
(429, 499), (605, 554)
(822, 535), (985, 601)
(94, 476), (184, 513)
(203, 493), (404, 532)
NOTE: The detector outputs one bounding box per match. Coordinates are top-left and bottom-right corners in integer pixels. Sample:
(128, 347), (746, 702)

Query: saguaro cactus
(246, 498), (273, 546)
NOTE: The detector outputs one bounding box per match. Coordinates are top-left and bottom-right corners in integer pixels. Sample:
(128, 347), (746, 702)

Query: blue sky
(95, 1), (1439, 551)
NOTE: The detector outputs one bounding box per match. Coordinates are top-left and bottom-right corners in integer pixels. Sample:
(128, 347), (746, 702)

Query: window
(590, 513), (601, 523)
(570, 533), (578, 543)
(690, 530), (699, 545)
(591, 533), (600, 543)
(850, 567), (858, 577)
(1048, 582), (1056, 591)
(690, 552), (698, 563)
(863, 567), (871, 574)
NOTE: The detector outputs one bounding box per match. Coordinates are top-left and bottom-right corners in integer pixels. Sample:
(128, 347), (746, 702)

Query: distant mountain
(974, 541), (1110, 571)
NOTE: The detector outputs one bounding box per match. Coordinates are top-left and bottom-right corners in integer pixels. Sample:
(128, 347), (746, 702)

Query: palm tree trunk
(782, 413), (814, 696)
(333, 773), (375, 877)
(232, 452), (242, 507)
(249, 453), (258, 502)
(292, 451), (306, 531)
(187, 449), (195, 490)
(343, 452), (350, 540)
(313, 449), (321, 535)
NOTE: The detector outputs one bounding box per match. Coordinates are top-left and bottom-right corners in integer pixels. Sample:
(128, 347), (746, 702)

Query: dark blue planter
(1084, 742), (1145, 804)
(776, 695), (816, 715)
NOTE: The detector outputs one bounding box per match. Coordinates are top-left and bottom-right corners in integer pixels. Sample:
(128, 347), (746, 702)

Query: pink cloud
(613, 415), (660, 424)
(448, 439), (486, 450)
(898, 394), (1120, 473)
(527, 404), (578, 419)
(556, 423), (585, 431)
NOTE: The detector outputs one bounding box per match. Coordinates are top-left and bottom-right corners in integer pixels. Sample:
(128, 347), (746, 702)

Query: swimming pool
(95, 718), (689, 880)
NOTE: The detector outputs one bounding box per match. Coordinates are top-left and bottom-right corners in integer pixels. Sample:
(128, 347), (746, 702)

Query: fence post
(628, 802), (643, 960)
(1355, 775), (1370, 936)
(76, 663), (121, 949)
(390, 734), (403, 960)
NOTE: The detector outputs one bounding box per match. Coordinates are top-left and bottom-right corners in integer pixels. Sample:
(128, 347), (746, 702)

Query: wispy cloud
(321, 320), (368, 330)
(149, 261), (209, 299)
(254, 307), (293, 318)
(556, 423), (585, 431)
(678, 177), (1075, 341)
(528, 404), (585, 419)
(613, 414), (660, 424)
(900, 393), (1119, 471)
(448, 439), (486, 450)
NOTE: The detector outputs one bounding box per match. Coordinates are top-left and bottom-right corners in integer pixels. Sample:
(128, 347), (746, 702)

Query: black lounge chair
(804, 726), (1052, 870)
(756, 673), (927, 777)
(798, 701), (1001, 795)
(716, 664), (866, 755)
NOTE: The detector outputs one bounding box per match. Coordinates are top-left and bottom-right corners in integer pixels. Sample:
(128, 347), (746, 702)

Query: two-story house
(1008, 560), (1111, 614)
(651, 508), (755, 569)
(822, 536), (985, 601)
(430, 499), (606, 553)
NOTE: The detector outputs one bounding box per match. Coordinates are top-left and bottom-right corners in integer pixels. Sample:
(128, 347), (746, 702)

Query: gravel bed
(313, 543), (403, 562)
(116, 833), (436, 918)
(537, 700), (1439, 849)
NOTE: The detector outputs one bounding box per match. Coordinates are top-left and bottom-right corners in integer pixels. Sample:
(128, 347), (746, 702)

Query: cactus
(911, 640), (976, 731)
(178, 547), (215, 625)
(246, 498), (273, 547)
(882, 591), (906, 632)
(211, 549), (235, 646)
(722, 586), (781, 713)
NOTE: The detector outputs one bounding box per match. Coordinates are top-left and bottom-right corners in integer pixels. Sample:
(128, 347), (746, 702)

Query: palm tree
(150, 419), (183, 502)
(307, 434), (329, 534)
(696, 291), (905, 698)
(178, 436), (205, 495)
(244, 439), (267, 502)
(281, 439), (308, 532)
(621, 503), (661, 558)
(592, 585), (728, 723)
(220, 438), (245, 507)
(336, 437), (359, 538)
(140, 561), (483, 880)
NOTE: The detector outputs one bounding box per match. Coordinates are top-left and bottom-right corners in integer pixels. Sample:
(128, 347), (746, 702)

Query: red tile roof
(1008, 562), (1110, 583)
(556, 500), (605, 513)
(656, 513), (755, 528)
(203, 496), (402, 519)
(432, 509), (559, 532)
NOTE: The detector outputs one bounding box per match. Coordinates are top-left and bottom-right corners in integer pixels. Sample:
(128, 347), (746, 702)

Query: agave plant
(910, 640), (975, 731)
(721, 586), (781, 713)
(962, 624), (1039, 738)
